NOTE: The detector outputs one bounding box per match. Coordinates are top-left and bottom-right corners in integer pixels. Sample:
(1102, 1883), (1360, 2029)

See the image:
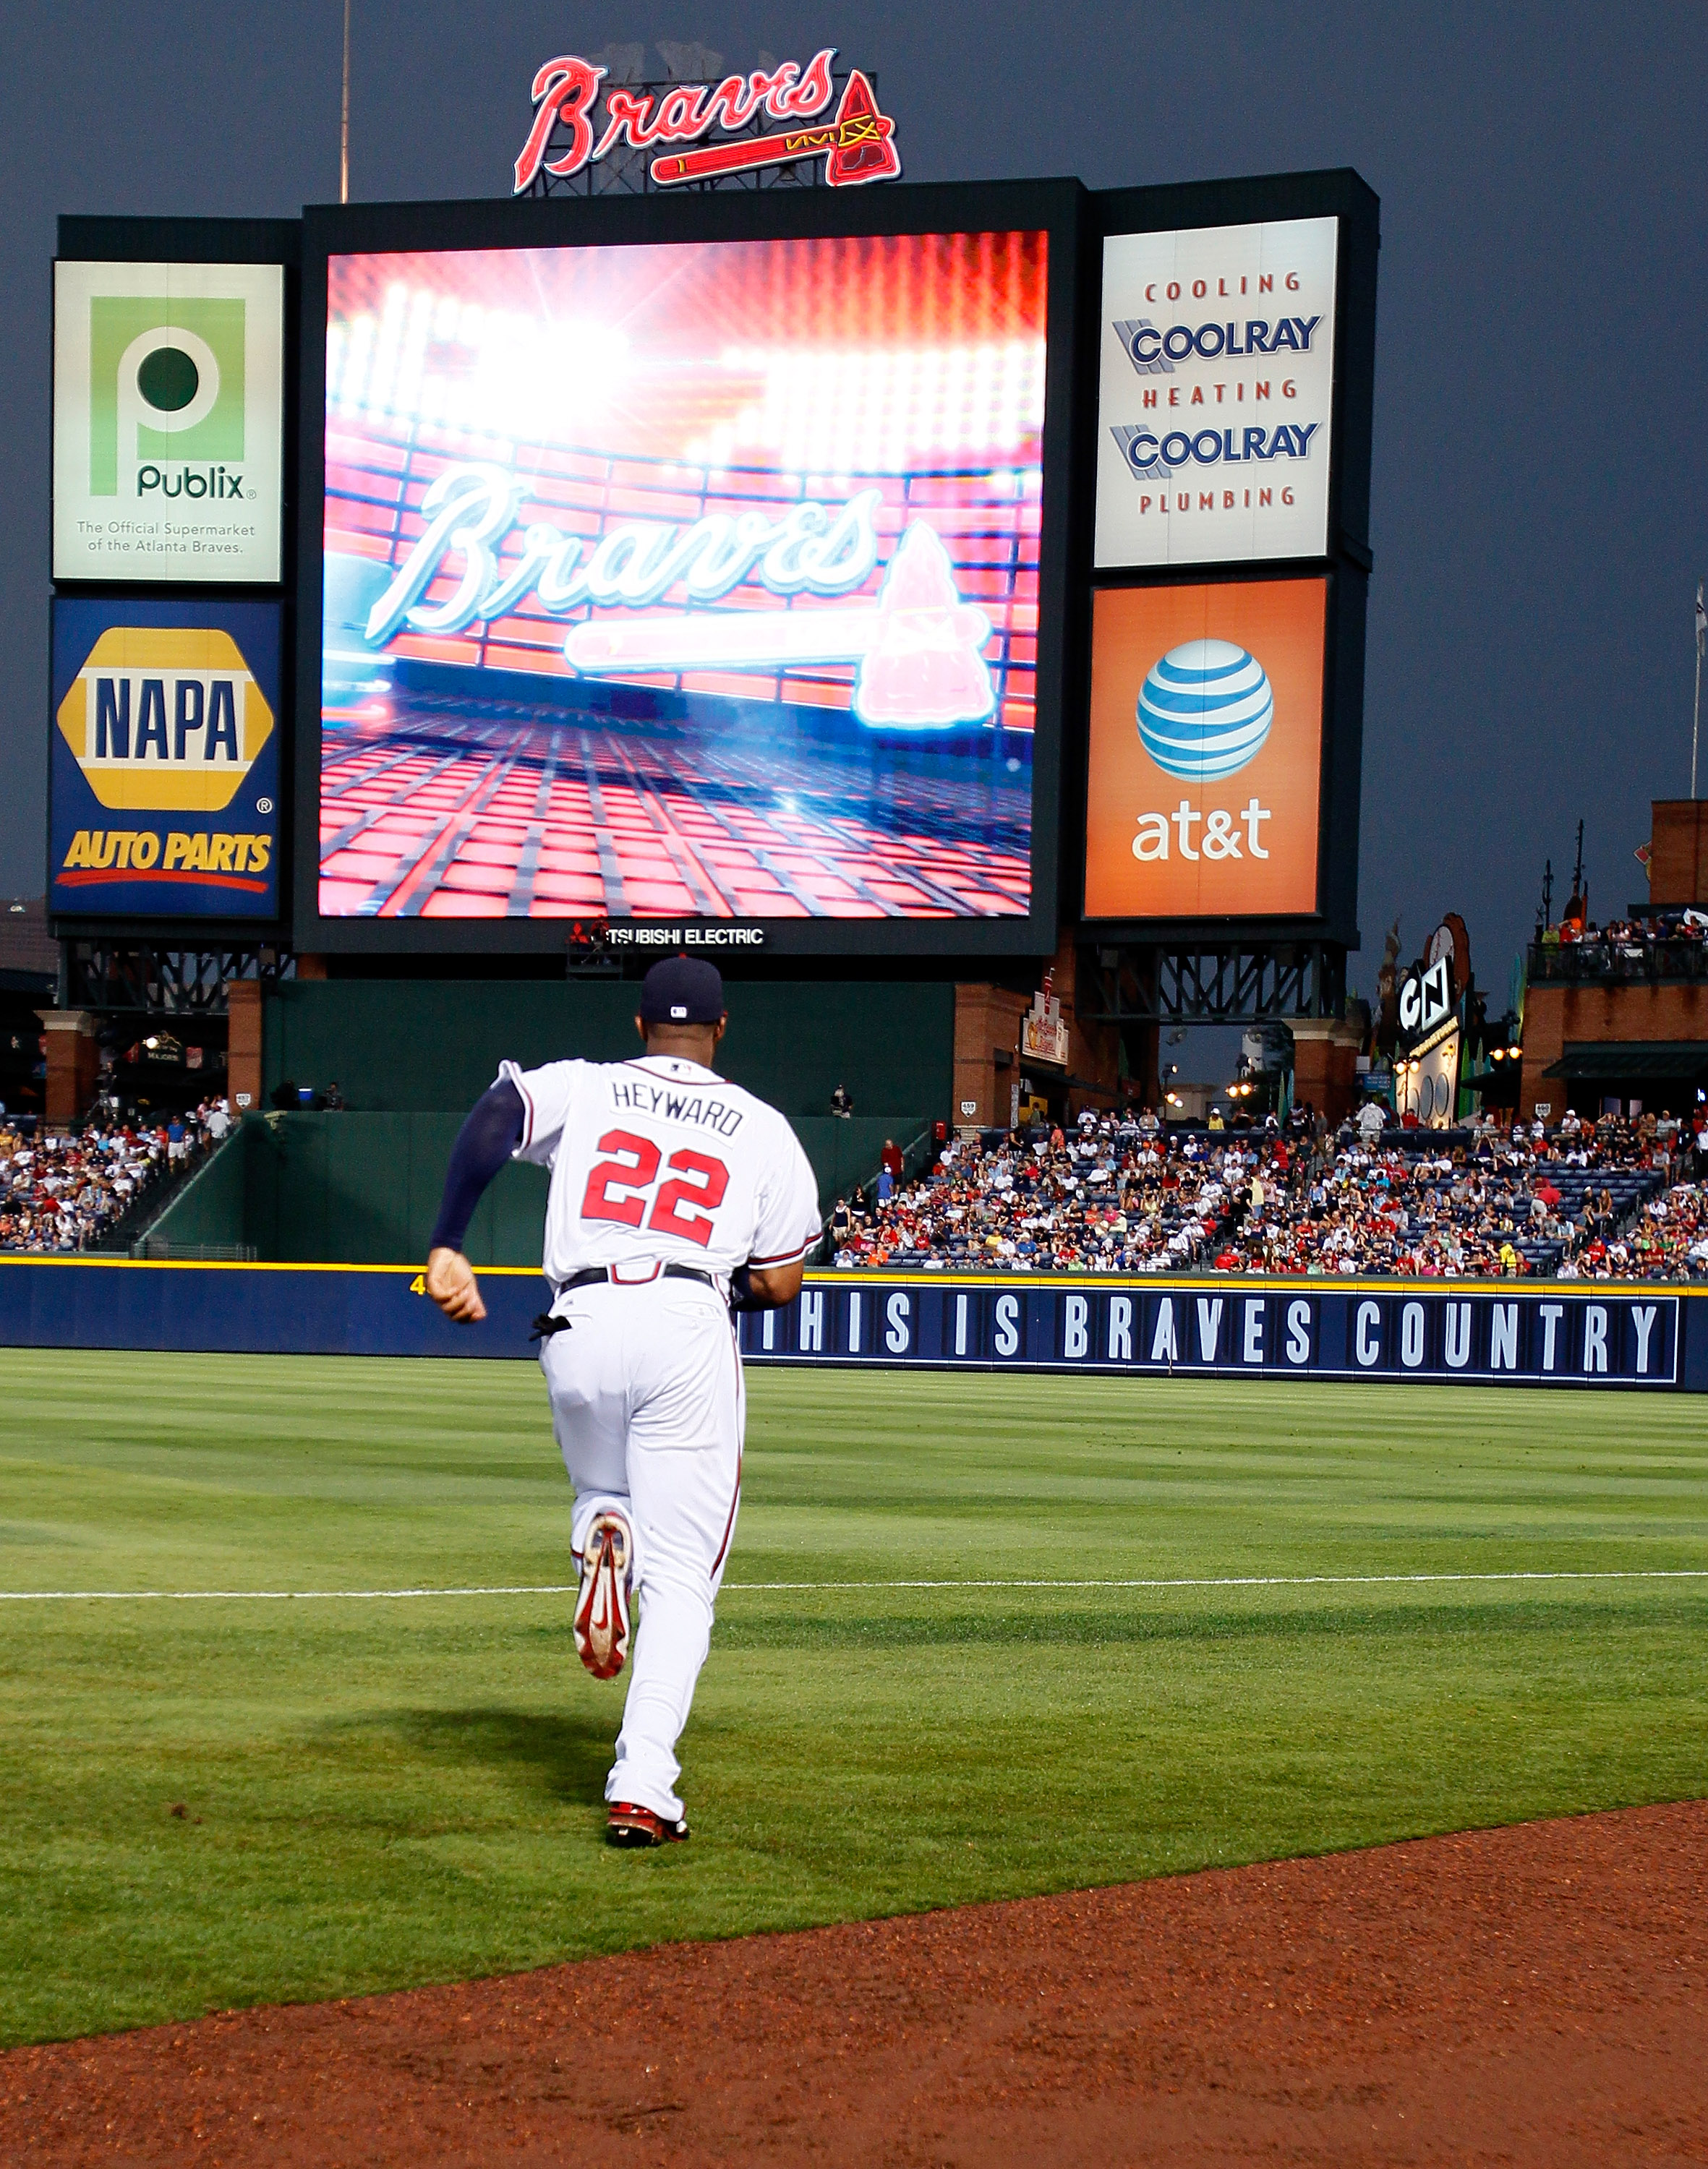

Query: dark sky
(4, 1), (1703, 1006)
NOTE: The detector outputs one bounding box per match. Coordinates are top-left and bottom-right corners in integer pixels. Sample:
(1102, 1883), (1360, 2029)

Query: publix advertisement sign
(48, 599), (282, 921)
(52, 260), (285, 584)
(1095, 216), (1338, 570)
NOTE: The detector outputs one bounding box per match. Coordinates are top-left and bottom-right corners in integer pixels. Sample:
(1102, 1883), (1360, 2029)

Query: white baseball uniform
(501, 1052), (820, 1821)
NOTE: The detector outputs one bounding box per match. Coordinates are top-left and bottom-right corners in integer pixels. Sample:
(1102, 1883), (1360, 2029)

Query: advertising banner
(3, 1263), (1698, 1389)
(53, 260), (285, 583)
(740, 1280), (1688, 1388)
(49, 598), (282, 920)
(1083, 576), (1325, 920)
(316, 230), (1049, 924)
(1096, 216), (1337, 570)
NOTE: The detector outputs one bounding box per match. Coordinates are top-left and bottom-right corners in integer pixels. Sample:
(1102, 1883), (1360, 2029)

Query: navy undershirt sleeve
(428, 1079), (526, 1254)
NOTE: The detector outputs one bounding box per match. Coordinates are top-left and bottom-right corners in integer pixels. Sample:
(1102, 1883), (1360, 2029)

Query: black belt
(558, 1263), (717, 1294)
(533, 1262), (718, 1343)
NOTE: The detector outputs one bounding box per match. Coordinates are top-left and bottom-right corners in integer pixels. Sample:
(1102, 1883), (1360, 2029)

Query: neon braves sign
(358, 463), (991, 729)
(513, 47), (901, 194)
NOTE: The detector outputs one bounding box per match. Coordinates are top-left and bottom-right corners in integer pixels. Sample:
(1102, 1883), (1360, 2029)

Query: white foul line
(1, 1570), (1706, 1602)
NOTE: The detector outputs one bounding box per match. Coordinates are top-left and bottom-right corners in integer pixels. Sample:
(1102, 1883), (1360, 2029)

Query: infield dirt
(3, 1799), (1702, 2168)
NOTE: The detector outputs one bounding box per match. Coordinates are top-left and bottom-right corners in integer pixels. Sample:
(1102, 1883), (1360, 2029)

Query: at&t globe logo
(1137, 638), (1273, 781)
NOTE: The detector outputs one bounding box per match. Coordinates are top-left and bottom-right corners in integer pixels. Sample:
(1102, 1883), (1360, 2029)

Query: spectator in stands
(0, 1098), (226, 1255)
(881, 1137), (904, 1182)
(321, 1080), (346, 1111)
(829, 1083), (853, 1118)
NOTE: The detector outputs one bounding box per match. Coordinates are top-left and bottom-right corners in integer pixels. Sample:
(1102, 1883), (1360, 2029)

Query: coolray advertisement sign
(1096, 217), (1337, 570)
(740, 1281), (1685, 1387)
(1083, 577), (1325, 920)
(53, 260), (285, 583)
(49, 599), (281, 920)
(315, 223), (1051, 931)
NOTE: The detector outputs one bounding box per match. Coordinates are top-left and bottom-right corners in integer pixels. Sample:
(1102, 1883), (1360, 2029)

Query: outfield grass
(1, 1349), (1705, 2045)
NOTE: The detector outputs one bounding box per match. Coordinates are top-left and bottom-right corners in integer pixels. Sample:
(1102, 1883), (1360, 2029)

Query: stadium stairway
(87, 1133), (233, 1258)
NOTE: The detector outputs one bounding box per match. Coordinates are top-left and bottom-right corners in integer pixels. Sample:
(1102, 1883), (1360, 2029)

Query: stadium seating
(0, 1101), (228, 1254)
(836, 1112), (1707, 1281)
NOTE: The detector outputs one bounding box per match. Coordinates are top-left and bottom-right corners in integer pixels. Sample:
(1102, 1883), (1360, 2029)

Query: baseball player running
(423, 958), (819, 1847)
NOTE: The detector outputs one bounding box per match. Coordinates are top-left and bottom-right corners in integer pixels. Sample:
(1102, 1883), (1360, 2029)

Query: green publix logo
(136, 465), (249, 499)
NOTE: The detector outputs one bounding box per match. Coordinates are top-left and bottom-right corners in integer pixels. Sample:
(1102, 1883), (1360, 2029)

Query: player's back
(501, 1053), (819, 1288)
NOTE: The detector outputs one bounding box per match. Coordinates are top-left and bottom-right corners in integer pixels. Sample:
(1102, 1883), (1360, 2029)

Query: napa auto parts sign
(513, 47), (900, 192)
(49, 599), (281, 921)
(1096, 217), (1337, 570)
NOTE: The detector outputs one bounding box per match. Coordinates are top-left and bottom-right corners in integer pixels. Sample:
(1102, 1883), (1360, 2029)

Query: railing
(825, 1121), (936, 1241)
(141, 1241), (258, 1262)
(1526, 938), (1708, 985)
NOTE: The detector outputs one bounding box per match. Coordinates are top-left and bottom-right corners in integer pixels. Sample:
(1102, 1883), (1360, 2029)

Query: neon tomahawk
(650, 71), (899, 188)
(563, 523), (996, 728)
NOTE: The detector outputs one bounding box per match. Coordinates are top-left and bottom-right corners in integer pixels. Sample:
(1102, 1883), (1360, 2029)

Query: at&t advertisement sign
(53, 260), (285, 583)
(1083, 577), (1326, 920)
(49, 600), (282, 921)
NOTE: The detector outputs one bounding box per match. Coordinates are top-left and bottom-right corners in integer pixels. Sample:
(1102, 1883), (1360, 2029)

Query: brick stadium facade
(1519, 800), (1708, 1122)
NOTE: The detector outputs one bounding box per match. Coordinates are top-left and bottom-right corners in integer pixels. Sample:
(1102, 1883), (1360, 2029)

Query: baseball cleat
(573, 1513), (633, 1680)
(606, 1801), (690, 1847)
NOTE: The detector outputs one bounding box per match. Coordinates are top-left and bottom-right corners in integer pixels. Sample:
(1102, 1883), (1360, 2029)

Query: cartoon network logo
(56, 626), (273, 812)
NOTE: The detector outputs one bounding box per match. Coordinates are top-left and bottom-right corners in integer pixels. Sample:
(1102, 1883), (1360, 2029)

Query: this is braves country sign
(513, 46), (900, 192)
(1096, 217), (1338, 570)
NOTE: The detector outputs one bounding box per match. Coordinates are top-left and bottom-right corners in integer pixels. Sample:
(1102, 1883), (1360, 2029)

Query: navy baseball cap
(639, 956), (725, 1024)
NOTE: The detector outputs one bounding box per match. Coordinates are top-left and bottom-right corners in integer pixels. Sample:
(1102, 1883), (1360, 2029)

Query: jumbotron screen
(316, 230), (1049, 928)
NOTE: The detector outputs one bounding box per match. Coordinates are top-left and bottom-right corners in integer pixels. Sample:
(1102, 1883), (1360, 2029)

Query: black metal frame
(292, 179), (1082, 961)
(61, 941), (296, 1017)
(48, 215), (301, 949)
(1068, 171), (1379, 954)
(1079, 938), (1346, 1027)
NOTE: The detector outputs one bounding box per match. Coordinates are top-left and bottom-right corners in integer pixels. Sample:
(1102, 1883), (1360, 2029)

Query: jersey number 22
(581, 1128), (730, 1246)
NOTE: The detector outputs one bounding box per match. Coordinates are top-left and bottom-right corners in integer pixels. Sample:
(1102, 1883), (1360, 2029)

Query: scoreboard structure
(46, 158), (1378, 980)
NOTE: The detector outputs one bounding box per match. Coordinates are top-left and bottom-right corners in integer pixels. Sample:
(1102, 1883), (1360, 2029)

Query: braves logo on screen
(513, 46), (900, 193)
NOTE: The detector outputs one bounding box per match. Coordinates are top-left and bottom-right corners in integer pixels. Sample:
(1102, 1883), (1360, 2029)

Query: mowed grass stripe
(5, 1567), (1708, 1600)
(1, 1351), (1704, 2045)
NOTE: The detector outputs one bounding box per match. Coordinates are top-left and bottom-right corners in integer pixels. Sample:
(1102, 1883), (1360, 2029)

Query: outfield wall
(260, 980), (953, 1123)
(2, 1259), (1704, 1390)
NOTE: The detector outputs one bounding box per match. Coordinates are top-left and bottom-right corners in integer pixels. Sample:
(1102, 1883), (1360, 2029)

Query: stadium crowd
(831, 1103), (1708, 1281)
(0, 1098), (231, 1254)
(1532, 906), (1708, 982)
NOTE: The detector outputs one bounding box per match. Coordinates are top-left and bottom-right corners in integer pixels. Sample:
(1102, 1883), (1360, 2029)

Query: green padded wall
(140, 1124), (249, 1250)
(262, 978), (952, 1120)
(229, 979), (948, 1264)
(149, 1111), (922, 1265)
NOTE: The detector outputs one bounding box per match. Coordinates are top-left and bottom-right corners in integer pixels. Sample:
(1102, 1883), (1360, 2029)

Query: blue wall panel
(2, 1262), (1702, 1390)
